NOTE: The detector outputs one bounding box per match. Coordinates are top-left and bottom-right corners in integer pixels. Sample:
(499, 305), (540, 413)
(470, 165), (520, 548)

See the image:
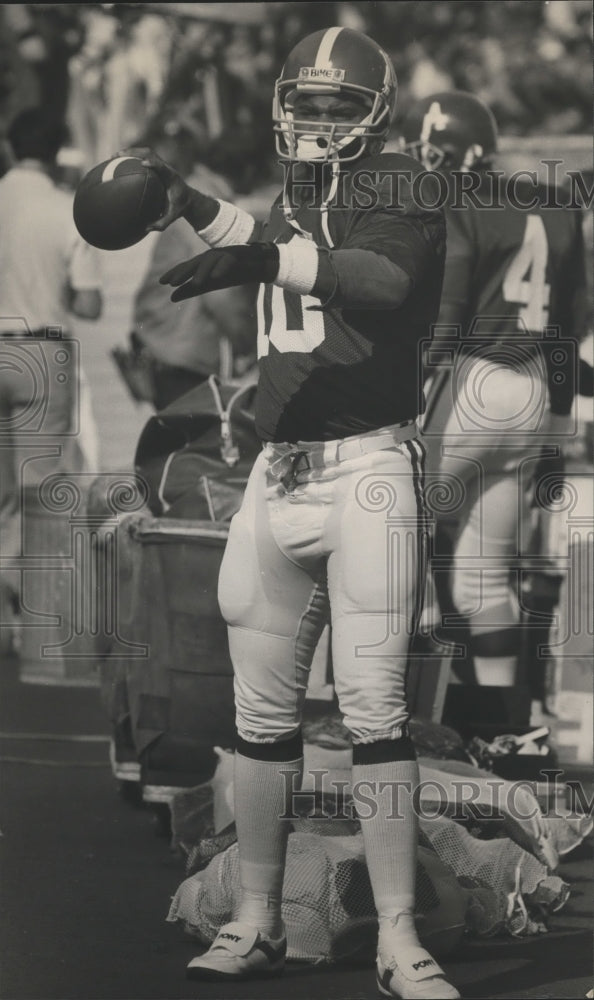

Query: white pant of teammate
(218, 423), (427, 744)
(423, 354), (550, 683)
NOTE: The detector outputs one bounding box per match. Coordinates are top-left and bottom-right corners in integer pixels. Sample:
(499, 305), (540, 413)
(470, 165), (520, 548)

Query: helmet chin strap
(320, 160), (340, 248)
(281, 158), (340, 249)
(281, 121), (370, 249)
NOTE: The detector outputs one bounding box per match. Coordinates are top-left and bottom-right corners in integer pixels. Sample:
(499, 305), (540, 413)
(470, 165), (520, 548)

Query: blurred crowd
(0, 1), (592, 188)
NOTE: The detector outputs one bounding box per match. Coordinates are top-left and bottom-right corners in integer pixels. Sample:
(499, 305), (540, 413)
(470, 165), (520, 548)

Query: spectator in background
(0, 108), (102, 625)
(101, 12), (173, 157)
(159, 18), (275, 175)
(162, 23), (239, 143)
(68, 8), (173, 170)
(1, 4), (83, 125)
(67, 7), (120, 170)
(122, 126), (256, 411)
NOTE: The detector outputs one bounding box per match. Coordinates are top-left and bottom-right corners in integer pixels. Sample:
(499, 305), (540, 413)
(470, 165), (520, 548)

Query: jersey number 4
(257, 284), (325, 357)
(502, 214), (551, 331)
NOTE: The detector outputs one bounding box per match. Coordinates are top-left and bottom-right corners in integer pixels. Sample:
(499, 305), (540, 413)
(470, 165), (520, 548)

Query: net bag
(167, 832), (467, 964)
(418, 814), (570, 935)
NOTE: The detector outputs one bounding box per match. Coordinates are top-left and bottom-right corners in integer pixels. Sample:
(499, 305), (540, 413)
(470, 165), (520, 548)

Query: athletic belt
(264, 420), (418, 478)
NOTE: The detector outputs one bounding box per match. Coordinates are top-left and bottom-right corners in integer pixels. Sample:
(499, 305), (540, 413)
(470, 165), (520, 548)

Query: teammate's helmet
(273, 27), (397, 163)
(399, 91), (498, 172)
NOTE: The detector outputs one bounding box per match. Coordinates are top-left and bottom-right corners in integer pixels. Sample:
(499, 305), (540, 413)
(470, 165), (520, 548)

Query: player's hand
(160, 244), (280, 301)
(116, 146), (194, 232)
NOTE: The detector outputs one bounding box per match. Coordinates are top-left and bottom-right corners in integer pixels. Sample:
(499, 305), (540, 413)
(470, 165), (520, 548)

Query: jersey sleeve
(343, 159), (445, 281)
(315, 156), (446, 310)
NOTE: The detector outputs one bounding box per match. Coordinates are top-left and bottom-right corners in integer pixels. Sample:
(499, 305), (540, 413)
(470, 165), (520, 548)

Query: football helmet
(273, 27), (397, 163)
(399, 91), (498, 172)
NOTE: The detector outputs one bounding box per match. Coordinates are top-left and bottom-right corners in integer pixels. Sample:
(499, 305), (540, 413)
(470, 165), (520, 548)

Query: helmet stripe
(314, 26), (343, 68)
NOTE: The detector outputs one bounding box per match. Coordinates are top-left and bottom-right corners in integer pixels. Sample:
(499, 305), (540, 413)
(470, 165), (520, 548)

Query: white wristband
(275, 238), (319, 296)
(199, 200), (255, 247)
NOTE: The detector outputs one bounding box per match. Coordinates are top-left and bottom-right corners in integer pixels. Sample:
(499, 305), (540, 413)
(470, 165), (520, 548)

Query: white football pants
(424, 354), (550, 646)
(218, 424), (427, 744)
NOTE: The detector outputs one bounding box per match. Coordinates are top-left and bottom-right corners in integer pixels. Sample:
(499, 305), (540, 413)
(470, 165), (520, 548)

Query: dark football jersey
(438, 173), (586, 414)
(253, 152), (446, 442)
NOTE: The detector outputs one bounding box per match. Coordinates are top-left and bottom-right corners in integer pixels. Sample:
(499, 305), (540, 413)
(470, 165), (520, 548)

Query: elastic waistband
(263, 421), (418, 469)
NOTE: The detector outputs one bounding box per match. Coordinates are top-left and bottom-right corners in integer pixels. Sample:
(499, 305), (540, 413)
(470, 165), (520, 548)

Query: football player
(400, 92), (586, 698)
(128, 28), (459, 999)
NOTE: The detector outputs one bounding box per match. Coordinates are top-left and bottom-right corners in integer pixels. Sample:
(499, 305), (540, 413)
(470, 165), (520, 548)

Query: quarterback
(132, 28), (458, 999)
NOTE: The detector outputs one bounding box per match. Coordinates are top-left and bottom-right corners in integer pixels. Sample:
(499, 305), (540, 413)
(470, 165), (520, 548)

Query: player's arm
(160, 176), (446, 306)
(309, 242), (411, 311)
(310, 219), (442, 311)
(419, 203), (473, 402)
(122, 147), (260, 245)
(158, 218), (442, 306)
(309, 166), (446, 311)
(434, 205), (474, 328)
(302, 170), (445, 311)
(544, 211), (587, 423)
(530, 213), (587, 517)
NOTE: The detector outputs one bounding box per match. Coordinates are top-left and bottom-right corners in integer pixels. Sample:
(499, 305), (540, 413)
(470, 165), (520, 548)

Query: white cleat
(186, 921), (286, 982)
(377, 948), (461, 999)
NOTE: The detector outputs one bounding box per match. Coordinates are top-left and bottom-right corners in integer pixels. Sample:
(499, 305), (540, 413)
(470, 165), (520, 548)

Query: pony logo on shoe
(186, 920), (287, 982)
(377, 953), (461, 998)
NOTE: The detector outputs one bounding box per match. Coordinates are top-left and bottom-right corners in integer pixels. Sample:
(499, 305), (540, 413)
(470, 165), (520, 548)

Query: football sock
(352, 739), (437, 966)
(233, 736), (303, 938)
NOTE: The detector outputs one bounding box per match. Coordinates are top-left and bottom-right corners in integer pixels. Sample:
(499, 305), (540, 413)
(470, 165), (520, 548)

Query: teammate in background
(399, 92), (587, 697)
(123, 27), (459, 1000)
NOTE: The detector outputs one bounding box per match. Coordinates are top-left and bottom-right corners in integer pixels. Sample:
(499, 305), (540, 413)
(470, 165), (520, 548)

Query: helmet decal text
(298, 67), (346, 83)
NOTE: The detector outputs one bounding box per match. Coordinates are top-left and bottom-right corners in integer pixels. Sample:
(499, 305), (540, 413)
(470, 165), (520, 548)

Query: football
(73, 156), (167, 251)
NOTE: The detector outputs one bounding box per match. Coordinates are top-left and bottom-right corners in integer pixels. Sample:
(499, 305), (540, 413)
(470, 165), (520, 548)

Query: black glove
(160, 243), (280, 301)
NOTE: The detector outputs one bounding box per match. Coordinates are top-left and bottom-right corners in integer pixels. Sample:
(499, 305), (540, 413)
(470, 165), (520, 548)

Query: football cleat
(377, 949), (461, 999)
(186, 921), (287, 981)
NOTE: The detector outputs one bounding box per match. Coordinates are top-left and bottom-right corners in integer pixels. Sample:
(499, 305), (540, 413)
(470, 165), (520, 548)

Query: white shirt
(0, 163), (101, 334)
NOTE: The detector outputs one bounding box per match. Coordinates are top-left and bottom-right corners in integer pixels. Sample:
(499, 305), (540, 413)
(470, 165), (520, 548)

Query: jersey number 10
(257, 284), (325, 357)
(502, 214), (551, 331)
